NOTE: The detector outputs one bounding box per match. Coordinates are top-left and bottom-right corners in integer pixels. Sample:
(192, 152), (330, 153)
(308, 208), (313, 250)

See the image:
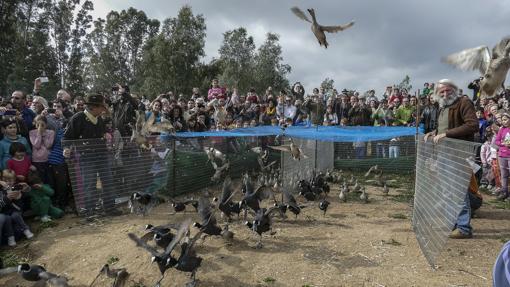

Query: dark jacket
(334, 102), (351, 123)
(421, 104), (439, 134)
(442, 97), (478, 141)
(348, 105), (371, 126)
(64, 111), (106, 140)
(112, 95), (137, 137)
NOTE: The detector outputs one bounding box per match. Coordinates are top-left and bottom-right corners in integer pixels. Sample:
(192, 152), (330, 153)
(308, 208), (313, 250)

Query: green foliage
(107, 255), (120, 265)
(398, 75), (412, 92)
(218, 27), (256, 93)
(1, 4), (291, 100)
(0, 250), (32, 267)
(320, 78), (335, 97)
(263, 276), (276, 283)
(252, 33), (291, 94)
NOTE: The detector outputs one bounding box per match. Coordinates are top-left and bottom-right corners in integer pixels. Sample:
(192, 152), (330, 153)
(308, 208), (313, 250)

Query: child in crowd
(29, 115), (55, 184)
(0, 119), (31, 170)
(7, 142), (36, 182)
(0, 169), (33, 246)
(27, 173), (63, 222)
(480, 132), (495, 188)
(495, 112), (510, 200)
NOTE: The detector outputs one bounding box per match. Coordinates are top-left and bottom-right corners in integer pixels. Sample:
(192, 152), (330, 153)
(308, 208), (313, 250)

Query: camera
(47, 108), (56, 114)
(111, 86), (119, 92)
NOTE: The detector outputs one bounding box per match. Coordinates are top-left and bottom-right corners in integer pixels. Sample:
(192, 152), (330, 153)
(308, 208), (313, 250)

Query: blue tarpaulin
(165, 125), (421, 142)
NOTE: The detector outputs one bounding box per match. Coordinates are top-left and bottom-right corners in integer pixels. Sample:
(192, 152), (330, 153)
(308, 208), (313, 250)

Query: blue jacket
(0, 136), (32, 170)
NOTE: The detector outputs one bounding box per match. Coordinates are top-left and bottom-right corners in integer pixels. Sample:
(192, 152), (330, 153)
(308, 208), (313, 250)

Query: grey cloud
(91, 0), (510, 94)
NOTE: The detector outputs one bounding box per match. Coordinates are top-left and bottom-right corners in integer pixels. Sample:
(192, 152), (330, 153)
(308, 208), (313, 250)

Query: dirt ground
(0, 179), (507, 287)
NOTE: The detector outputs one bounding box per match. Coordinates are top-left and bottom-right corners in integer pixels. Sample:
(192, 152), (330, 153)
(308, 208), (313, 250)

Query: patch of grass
(34, 220), (59, 233)
(487, 199), (510, 209)
(382, 238), (402, 246)
(0, 250), (32, 267)
(130, 283), (146, 287)
(388, 213), (407, 219)
(107, 256), (120, 265)
(302, 284), (312, 287)
(390, 190), (415, 203)
(263, 277), (276, 283)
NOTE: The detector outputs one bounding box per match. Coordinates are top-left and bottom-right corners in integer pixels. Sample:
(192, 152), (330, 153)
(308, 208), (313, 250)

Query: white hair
(433, 79), (460, 108)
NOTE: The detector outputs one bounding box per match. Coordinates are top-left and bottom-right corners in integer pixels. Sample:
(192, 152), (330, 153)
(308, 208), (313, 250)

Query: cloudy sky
(90, 0), (510, 95)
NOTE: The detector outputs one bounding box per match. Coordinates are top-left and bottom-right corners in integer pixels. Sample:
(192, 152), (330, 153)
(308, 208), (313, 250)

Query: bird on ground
(364, 165), (379, 177)
(245, 206), (280, 249)
(204, 147), (227, 164)
(360, 187), (369, 203)
(89, 264), (129, 287)
(352, 180), (361, 193)
(382, 183), (389, 196)
(169, 198), (199, 213)
(221, 224), (234, 241)
(339, 188), (347, 202)
(291, 7), (354, 49)
(282, 188), (306, 219)
(213, 177), (240, 221)
(319, 199), (330, 216)
(442, 36), (510, 99)
(347, 175), (356, 186)
(128, 192), (157, 216)
(0, 264), (69, 286)
(239, 184), (274, 215)
(128, 218), (191, 287)
(141, 223), (180, 250)
(167, 229), (204, 287)
(194, 197), (222, 237)
(269, 138), (308, 161)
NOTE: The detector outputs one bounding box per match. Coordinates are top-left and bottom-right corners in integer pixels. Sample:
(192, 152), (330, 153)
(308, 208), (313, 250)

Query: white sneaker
(40, 216), (52, 223)
(23, 229), (34, 239)
(7, 236), (16, 247)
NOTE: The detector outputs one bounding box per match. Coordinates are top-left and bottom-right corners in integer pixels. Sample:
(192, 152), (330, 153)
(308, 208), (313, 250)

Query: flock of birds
(0, 137), (398, 287)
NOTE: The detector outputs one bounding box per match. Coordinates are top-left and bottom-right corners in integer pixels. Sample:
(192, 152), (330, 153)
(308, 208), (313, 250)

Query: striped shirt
(48, 129), (64, 165)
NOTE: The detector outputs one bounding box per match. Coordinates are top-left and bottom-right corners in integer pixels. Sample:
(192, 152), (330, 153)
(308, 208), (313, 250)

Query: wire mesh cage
(412, 136), (480, 267)
(63, 127), (417, 217)
(333, 136), (416, 174)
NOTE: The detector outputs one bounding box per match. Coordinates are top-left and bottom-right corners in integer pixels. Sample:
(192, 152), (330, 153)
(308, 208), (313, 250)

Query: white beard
(435, 92), (459, 108)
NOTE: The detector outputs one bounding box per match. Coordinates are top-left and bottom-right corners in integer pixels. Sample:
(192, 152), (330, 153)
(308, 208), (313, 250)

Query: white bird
(442, 36), (510, 98)
(382, 183), (389, 196)
(339, 188), (347, 202)
(204, 147), (227, 163)
(360, 187), (368, 203)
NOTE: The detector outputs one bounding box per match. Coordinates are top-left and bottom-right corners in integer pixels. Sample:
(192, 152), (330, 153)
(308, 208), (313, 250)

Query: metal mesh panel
(63, 135), (280, 216)
(316, 140), (334, 173)
(63, 137), (171, 216)
(333, 136), (416, 173)
(412, 136), (480, 267)
(281, 137), (316, 192)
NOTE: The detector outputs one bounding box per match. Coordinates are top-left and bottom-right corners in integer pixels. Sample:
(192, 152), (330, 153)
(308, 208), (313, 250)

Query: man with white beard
(424, 79), (481, 239)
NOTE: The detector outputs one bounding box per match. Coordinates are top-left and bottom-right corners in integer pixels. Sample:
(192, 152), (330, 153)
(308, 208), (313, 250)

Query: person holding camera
(112, 84), (137, 137)
(468, 77), (483, 102)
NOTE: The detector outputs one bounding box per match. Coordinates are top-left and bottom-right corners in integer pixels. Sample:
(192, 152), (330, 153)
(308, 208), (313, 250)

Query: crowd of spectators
(0, 75), (508, 247)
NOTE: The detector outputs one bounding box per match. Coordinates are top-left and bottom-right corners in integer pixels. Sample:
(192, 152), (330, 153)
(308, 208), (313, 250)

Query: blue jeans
(455, 191), (482, 235)
(355, 147), (366, 159)
(389, 146), (400, 158)
(376, 143), (386, 158)
(0, 213), (13, 243)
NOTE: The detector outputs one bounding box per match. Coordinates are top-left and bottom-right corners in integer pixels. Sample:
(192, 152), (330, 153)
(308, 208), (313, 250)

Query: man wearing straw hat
(424, 79), (482, 239)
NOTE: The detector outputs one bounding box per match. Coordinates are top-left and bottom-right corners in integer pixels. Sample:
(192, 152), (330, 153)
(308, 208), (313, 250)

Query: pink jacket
(495, 127), (510, 158)
(29, 129), (55, 162)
